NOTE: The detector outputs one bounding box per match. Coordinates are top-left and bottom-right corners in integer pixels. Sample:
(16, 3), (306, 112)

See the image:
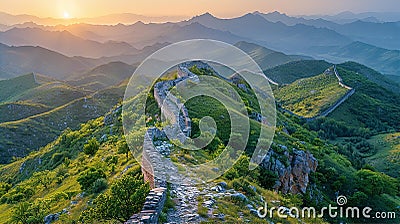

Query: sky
(0, 0), (399, 18)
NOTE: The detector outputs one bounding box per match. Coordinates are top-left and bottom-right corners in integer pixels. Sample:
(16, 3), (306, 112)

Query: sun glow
(63, 11), (70, 19)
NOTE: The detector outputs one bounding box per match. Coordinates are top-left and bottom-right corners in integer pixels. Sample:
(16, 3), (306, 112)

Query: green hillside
(0, 73), (39, 103)
(0, 63), (399, 223)
(0, 104), (149, 223)
(264, 60), (331, 84)
(366, 132), (400, 178)
(235, 41), (312, 71)
(0, 73), (90, 124)
(327, 65), (400, 133)
(67, 62), (135, 91)
(7, 82), (90, 108)
(0, 83), (125, 163)
(0, 61), (134, 164)
(274, 72), (348, 118)
(338, 61), (400, 94)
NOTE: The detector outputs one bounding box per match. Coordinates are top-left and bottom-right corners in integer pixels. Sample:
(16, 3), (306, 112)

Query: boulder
(231, 193), (248, 202)
(217, 181), (227, 189)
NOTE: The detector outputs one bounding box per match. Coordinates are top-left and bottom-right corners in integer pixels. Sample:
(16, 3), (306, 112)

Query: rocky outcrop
(261, 145), (318, 194)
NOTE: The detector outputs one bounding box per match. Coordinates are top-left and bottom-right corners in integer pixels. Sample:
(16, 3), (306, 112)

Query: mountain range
(0, 11), (186, 26)
(0, 27), (138, 58)
(1, 11), (399, 80)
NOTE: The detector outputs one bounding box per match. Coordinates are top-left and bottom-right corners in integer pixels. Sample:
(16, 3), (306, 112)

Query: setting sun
(63, 11), (70, 19)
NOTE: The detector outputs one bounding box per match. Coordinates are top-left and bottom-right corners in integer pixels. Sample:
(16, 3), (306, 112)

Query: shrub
(83, 138), (100, 156)
(51, 152), (71, 168)
(224, 168), (239, 180)
(91, 178), (108, 194)
(10, 200), (49, 224)
(105, 155), (118, 165)
(77, 167), (106, 191)
(80, 174), (150, 222)
(258, 167), (278, 189)
(355, 169), (398, 196)
(230, 177), (256, 196)
(0, 182), (11, 198)
(117, 140), (129, 159)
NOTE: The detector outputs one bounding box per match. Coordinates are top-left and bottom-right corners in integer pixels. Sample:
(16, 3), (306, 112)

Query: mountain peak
(192, 12), (217, 20)
(270, 11), (285, 15)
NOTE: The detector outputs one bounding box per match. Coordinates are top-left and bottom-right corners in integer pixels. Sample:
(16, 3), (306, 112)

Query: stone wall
(153, 64), (198, 141)
(280, 65), (355, 121)
(136, 61), (259, 223)
(136, 63), (196, 221)
(125, 187), (167, 224)
(141, 128), (168, 189)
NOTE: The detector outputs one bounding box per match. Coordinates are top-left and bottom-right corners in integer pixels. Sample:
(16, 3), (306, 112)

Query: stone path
(144, 63), (204, 223)
(166, 183), (200, 223)
(141, 61), (272, 223)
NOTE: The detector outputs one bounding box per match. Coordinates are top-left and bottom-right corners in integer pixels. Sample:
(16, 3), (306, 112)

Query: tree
(81, 174), (150, 223)
(10, 202), (30, 224)
(0, 181), (11, 198)
(258, 167), (278, 189)
(91, 178), (108, 194)
(83, 137), (100, 156)
(77, 167), (106, 191)
(10, 200), (49, 224)
(32, 170), (56, 189)
(356, 169), (398, 196)
(117, 139), (129, 160)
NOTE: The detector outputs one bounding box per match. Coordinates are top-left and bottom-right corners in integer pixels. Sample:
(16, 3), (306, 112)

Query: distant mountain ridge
(301, 11), (400, 23)
(254, 11), (338, 28)
(234, 41), (312, 70)
(0, 11), (187, 26)
(0, 27), (138, 58)
(184, 13), (351, 53)
(0, 43), (98, 80)
(312, 41), (400, 76)
(1, 11), (399, 84)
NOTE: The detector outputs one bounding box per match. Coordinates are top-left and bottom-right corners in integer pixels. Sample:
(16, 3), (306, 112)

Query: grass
(0, 73), (39, 103)
(0, 102), (50, 123)
(365, 133), (400, 178)
(274, 73), (348, 118)
(2, 62), (399, 223)
(328, 66), (400, 133)
(235, 41), (312, 71)
(0, 81), (125, 164)
(264, 60), (331, 84)
(0, 105), (146, 223)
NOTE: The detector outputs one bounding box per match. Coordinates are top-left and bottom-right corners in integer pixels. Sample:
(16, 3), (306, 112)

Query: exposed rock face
(261, 146), (318, 194)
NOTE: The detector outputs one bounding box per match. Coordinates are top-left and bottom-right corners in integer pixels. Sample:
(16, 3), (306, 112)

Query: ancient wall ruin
(125, 187), (167, 224)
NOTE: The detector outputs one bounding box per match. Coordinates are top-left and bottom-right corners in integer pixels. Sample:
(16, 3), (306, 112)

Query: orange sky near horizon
(0, 0), (399, 19)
